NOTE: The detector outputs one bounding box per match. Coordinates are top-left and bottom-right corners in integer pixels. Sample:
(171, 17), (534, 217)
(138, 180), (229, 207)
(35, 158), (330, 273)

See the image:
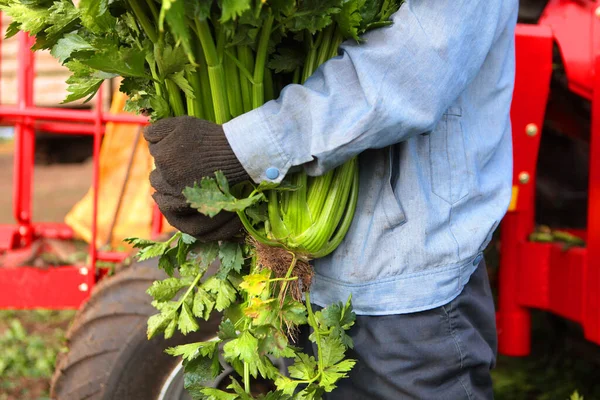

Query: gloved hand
(144, 116), (250, 241)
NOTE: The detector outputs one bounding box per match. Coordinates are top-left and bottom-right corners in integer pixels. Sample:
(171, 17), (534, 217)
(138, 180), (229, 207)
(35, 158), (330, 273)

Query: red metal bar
(513, 241), (587, 324)
(0, 106), (148, 124)
(33, 223), (74, 240)
(151, 203), (164, 239)
(86, 84), (104, 294)
(0, 119), (103, 135)
(584, 49), (600, 344)
(548, 246), (587, 324)
(97, 251), (129, 263)
(0, 266), (90, 309)
(12, 32), (36, 247)
(497, 24), (554, 356)
(517, 242), (551, 310)
(0, 225), (18, 251)
(34, 121), (104, 135)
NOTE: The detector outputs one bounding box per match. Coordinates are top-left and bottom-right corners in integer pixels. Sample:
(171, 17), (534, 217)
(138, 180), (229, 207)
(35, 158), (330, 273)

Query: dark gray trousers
(301, 262), (497, 399)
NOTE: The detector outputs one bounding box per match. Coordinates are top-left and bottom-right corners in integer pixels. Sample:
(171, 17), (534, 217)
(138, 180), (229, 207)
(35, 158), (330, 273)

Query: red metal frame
(0, 29), (153, 309)
(584, 44), (600, 345)
(538, 0), (597, 100)
(497, 0), (600, 355)
(497, 23), (554, 356)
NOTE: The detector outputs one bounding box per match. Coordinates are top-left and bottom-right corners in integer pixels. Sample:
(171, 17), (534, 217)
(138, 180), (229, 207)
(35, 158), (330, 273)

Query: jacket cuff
(223, 108), (293, 184)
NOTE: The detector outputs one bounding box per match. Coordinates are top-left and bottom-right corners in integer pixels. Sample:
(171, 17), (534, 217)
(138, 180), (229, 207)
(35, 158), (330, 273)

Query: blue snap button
(265, 167), (280, 180)
(473, 254), (483, 266)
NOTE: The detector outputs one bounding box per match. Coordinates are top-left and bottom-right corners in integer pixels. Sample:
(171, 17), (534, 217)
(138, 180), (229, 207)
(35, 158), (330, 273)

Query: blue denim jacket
(224, 0), (518, 315)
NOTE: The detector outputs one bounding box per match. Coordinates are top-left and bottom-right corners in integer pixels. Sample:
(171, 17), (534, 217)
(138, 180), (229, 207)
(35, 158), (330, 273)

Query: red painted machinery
(0, 0), (599, 359)
(0, 32), (152, 309)
(498, 0), (600, 355)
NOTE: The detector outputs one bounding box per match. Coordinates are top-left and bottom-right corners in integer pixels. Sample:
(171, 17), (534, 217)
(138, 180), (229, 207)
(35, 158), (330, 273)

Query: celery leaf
(78, 0), (115, 33)
(178, 302), (200, 335)
(274, 376), (301, 396)
(123, 236), (171, 261)
(184, 350), (223, 396)
(288, 353), (318, 380)
(223, 331), (259, 364)
(218, 319), (238, 340)
(62, 60), (114, 103)
(83, 46), (147, 77)
(199, 388), (238, 400)
(147, 277), (190, 302)
(321, 359), (356, 392)
(51, 33), (94, 64)
(336, 0), (364, 41)
(184, 172), (264, 217)
(163, 0), (195, 63)
(217, 242), (244, 279)
(204, 277), (237, 311)
(219, 0), (252, 22)
(166, 340), (218, 361)
(192, 288), (215, 320)
(268, 47), (305, 73)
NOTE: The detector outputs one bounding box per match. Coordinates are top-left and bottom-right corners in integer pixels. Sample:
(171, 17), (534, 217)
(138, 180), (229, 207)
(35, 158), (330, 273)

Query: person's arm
(223, 0), (514, 182)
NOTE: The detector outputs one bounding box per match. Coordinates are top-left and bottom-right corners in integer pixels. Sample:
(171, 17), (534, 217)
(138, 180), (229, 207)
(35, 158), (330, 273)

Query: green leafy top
(128, 231), (357, 399)
(0, 0), (401, 119)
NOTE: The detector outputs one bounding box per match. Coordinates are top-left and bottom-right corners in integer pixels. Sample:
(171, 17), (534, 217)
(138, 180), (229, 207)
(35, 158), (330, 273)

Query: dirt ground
(0, 145), (93, 224)
(0, 310), (75, 400)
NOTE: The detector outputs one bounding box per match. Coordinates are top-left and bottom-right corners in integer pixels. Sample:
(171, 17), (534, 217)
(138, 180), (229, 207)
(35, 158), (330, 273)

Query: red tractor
(0, 0), (599, 398)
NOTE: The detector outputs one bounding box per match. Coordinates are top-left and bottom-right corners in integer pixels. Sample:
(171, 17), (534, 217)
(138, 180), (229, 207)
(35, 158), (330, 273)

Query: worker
(143, 0), (518, 398)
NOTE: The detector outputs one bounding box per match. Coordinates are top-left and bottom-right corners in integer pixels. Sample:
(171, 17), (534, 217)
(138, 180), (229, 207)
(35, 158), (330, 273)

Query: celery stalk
(185, 70), (203, 119)
(128, 0), (157, 43)
(196, 19), (230, 124)
(237, 46), (254, 113)
(313, 159), (360, 258)
(195, 44), (215, 122)
(225, 54), (244, 118)
(252, 13), (274, 109)
(164, 79), (186, 117)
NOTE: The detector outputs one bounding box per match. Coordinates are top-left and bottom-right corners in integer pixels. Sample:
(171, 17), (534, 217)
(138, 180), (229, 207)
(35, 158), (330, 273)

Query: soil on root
(252, 239), (313, 301)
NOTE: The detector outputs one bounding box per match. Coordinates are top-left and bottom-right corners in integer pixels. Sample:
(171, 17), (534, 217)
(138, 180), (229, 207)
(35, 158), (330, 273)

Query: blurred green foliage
(0, 310), (74, 399)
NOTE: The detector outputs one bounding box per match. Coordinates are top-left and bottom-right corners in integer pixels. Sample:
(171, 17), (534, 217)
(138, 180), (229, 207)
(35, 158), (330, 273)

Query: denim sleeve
(223, 0), (510, 182)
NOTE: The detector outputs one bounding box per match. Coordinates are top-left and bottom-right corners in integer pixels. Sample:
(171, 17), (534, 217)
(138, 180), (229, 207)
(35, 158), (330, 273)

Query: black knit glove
(144, 116), (250, 241)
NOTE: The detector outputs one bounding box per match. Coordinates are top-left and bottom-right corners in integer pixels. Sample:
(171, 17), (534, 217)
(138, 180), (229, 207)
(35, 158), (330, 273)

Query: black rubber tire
(50, 260), (220, 400)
